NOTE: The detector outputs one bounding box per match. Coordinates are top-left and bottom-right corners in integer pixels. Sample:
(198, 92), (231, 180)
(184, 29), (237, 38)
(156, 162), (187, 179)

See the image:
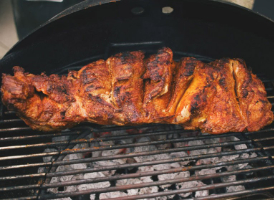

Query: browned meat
(1, 67), (76, 131)
(175, 61), (218, 131)
(143, 47), (175, 122)
(68, 60), (115, 125)
(231, 59), (273, 132)
(1, 48), (273, 133)
(200, 59), (247, 134)
(172, 59), (213, 125)
(166, 57), (197, 118)
(106, 51), (145, 124)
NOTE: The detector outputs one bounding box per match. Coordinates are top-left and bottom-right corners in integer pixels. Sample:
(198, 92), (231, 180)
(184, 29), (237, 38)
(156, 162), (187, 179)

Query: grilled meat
(200, 59), (247, 134)
(1, 48), (273, 133)
(143, 47), (175, 123)
(231, 59), (273, 132)
(107, 51), (145, 124)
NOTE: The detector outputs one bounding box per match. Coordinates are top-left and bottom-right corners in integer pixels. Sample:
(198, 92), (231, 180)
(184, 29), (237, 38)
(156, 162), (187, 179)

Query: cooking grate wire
(1, 121), (274, 199)
(1, 60), (274, 199)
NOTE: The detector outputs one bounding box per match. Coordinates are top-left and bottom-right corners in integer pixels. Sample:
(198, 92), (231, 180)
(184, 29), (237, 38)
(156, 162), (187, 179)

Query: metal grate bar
(3, 111), (16, 115)
(0, 123), (161, 134)
(0, 156), (268, 185)
(39, 175), (274, 199)
(0, 162), (52, 170)
(0, 128), (183, 150)
(0, 184), (40, 192)
(0, 147), (266, 171)
(0, 130), (81, 142)
(0, 173), (45, 181)
(0, 196), (37, 200)
(254, 136), (274, 142)
(244, 128), (274, 135)
(193, 186), (274, 200)
(0, 119), (23, 124)
(0, 126), (272, 147)
(42, 159), (273, 189)
(2, 164), (273, 193)
(3, 140), (252, 163)
(0, 133), (252, 160)
(46, 150), (266, 177)
(44, 140), (257, 165)
(0, 125), (171, 142)
(0, 125), (272, 142)
(0, 127), (32, 133)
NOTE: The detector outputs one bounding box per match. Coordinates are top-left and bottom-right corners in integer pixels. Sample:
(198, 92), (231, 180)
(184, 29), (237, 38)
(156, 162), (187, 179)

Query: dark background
(11, 0), (274, 40)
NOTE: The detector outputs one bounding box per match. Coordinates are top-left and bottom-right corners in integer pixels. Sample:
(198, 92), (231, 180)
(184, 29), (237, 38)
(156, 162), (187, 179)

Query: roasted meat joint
(1, 48), (273, 134)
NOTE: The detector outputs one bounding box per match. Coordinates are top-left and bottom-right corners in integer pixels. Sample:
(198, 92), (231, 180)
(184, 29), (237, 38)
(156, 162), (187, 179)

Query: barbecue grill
(1, 0), (274, 199)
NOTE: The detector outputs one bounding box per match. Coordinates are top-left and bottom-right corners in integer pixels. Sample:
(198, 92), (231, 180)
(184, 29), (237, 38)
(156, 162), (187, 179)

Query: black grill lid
(1, 0), (274, 75)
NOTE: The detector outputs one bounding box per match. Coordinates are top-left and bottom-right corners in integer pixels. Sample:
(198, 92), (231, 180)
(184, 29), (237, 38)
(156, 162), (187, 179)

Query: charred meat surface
(107, 51), (145, 124)
(200, 59), (247, 134)
(143, 47), (175, 122)
(173, 60), (215, 126)
(231, 59), (273, 131)
(1, 48), (273, 133)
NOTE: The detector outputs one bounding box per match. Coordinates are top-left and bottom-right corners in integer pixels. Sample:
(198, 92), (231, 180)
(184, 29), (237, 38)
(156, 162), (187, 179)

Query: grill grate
(1, 119), (274, 200)
(1, 49), (274, 200)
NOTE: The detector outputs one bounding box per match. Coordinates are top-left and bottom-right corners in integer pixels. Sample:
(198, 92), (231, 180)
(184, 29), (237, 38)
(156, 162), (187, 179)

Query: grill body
(1, 50), (274, 200)
(1, 0), (274, 199)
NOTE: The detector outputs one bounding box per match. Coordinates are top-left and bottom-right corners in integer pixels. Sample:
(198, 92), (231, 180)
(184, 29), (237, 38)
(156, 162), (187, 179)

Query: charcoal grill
(1, 49), (274, 200)
(1, 0), (274, 199)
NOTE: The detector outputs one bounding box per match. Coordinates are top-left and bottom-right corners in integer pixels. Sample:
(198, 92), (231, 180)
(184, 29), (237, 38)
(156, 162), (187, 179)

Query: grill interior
(1, 45), (274, 200)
